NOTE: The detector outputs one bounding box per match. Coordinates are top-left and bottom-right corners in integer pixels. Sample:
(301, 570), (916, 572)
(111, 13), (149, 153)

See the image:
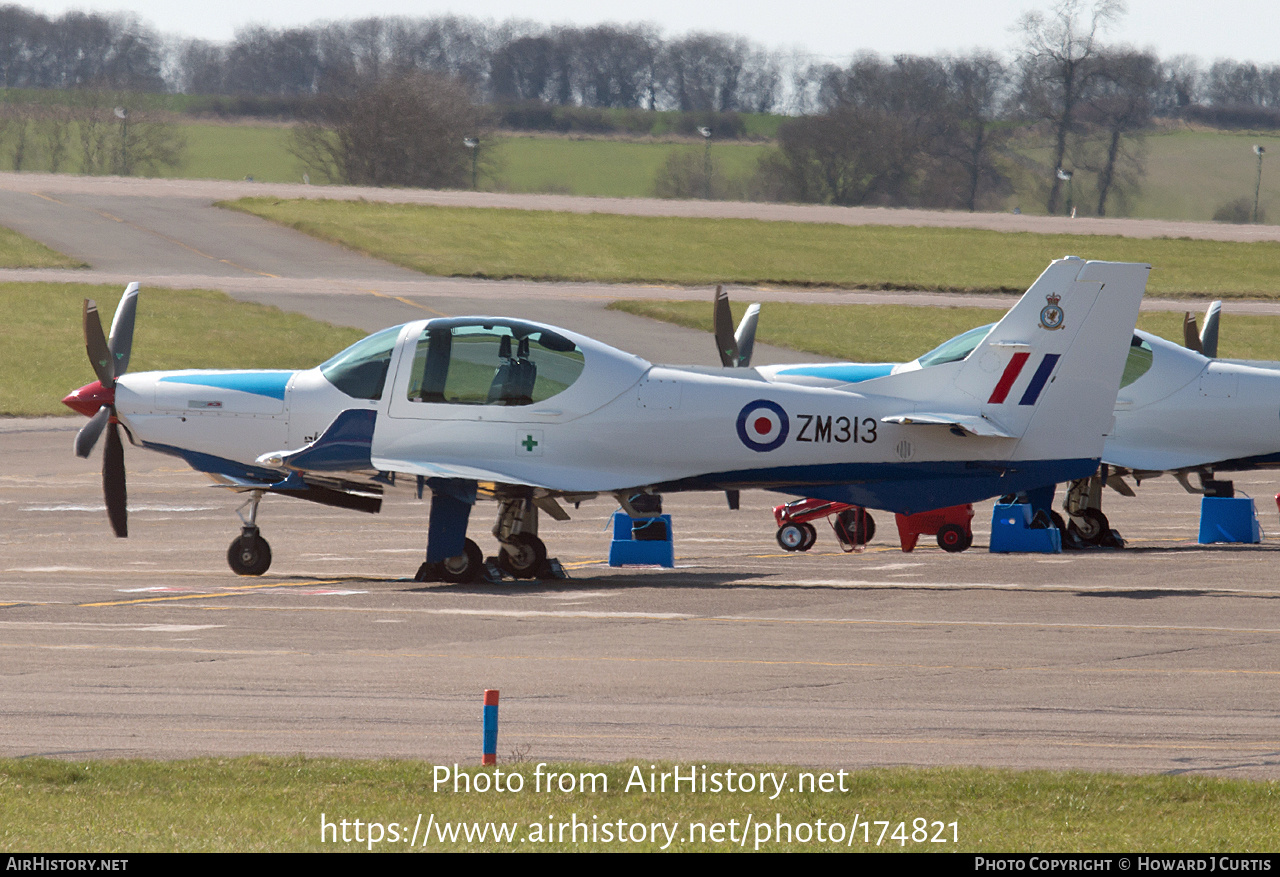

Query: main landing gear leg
(228, 489), (273, 576)
(493, 495), (548, 580)
(1062, 466), (1122, 548)
(417, 478), (484, 584)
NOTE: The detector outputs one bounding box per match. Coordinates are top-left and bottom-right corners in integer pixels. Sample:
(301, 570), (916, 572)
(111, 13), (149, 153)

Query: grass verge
(0, 226), (83, 269)
(2, 282), (364, 416)
(609, 299), (1280, 363)
(1, 758), (1275, 852)
(225, 198), (1280, 297)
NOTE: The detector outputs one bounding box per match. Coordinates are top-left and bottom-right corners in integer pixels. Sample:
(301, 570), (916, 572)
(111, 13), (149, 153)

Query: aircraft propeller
(62, 283), (139, 538)
(1182, 300), (1221, 358)
(712, 285), (760, 367)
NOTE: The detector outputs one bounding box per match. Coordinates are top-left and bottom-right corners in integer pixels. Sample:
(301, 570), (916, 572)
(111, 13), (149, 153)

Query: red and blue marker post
(482, 689), (499, 765)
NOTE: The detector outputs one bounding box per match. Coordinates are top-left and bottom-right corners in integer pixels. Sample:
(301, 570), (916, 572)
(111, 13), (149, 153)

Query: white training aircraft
(761, 288), (1280, 545)
(63, 257), (1149, 580)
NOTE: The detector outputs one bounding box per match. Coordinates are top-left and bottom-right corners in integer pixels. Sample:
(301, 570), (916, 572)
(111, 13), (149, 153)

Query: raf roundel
(737, 400), (789, 452)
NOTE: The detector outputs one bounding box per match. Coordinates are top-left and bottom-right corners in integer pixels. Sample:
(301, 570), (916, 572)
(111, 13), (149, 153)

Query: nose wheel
(228, 527), (273, 576)
(227, 489), (271, 576)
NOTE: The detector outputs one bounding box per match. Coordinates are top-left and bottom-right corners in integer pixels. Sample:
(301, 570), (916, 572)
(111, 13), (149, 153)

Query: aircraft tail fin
(870, 256), (1150, 461)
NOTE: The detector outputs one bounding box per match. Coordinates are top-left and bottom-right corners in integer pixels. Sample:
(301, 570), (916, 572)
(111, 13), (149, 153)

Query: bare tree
(941, 54), (1012, 212)
(1016, 0), (1124, 214)
(1085, 50), (1158, 215)
(292, 72), (484, 188)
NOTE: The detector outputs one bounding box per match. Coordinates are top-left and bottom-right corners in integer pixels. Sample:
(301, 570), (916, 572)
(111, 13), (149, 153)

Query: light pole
(464, 137), (478, 190)
(114, 106), (128, 175)
(1057, 167), (1074, 217)
(1253, 145), (1266, 224)
(698, 126), (711, 200)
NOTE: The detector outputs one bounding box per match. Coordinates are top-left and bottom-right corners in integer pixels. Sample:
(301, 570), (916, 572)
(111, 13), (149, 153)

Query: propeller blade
(75, 405), (111, 458)
(107, 282), (139, 377)
(1200, 300), (1221, 359)
(734, 303), (760, 368)
(713, 285), (739, 367)
(103, 419), (128, 537)
(1182, 311), (1203, 354)
(83, 299), (115, 388)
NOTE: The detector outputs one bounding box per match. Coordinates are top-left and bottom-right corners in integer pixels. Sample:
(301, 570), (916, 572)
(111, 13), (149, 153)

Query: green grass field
(492, 136), (770, 197)
(226, 197), (1280, 297)
(2, 758), (1276, 851)
(166, 122), (301, 183)
(611, 299), (1280, 363)
(0, 226), (82, 268)
(1009, 128), (1280, 221)
(3, 282), (364, 416)
(4, 116), (1276, 220)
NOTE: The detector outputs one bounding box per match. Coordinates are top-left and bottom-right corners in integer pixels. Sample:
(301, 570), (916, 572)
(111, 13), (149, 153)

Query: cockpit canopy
(319, 320), (588, 405)
(319, 325), (400, 400)
(405, 319), (585, 406)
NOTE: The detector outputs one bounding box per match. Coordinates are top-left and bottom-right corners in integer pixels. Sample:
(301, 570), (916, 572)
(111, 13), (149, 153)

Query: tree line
(2, 3), (1279, 119)
(0, 1), (1275, 216)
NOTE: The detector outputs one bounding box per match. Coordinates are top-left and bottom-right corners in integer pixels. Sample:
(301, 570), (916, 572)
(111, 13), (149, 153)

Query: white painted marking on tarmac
(419, 608), (693, 620)
(860, 563), (926, 571)
(8, 566), (93, 572)
(535, 591), (616, 599)
(118, 586), (198, 593)
(24, 503), (220, 512)
(0, 621), (222, 632)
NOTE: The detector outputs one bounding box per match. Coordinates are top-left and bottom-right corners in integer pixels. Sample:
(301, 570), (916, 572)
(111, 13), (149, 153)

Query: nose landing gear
(227, 490), (273, 576)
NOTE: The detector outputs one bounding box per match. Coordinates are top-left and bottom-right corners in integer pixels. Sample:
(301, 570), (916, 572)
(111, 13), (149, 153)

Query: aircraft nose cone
(62, 380), (115, 417)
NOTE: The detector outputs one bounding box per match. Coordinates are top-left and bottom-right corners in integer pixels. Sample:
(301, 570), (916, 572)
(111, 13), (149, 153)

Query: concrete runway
(3, 175), (1280, 777)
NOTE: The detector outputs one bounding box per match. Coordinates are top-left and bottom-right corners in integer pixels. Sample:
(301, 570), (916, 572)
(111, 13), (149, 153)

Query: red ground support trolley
(773, 499), (974, 553)
(893, 504), (975, 552)
(772, 498), (875, 552)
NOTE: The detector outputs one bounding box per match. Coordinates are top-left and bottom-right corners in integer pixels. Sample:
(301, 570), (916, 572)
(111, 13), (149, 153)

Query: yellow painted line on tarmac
(23, 190), (277, 278)
(79, 578), (353, 607)
(367, 289), (451, 317)
(8, 636), (1277, 678)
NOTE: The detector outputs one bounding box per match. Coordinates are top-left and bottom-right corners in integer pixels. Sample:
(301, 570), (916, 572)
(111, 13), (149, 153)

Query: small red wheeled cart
(772, 498), (875, 552)
(773, 499), (975, 553)
(893, 504), (974, 552)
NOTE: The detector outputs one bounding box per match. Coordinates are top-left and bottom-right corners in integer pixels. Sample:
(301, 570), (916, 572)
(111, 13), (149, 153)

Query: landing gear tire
(227, 533), (272, 576)
(1067, 508), (1110, 545)
(836, 509), (875, 545)
(936, 524), (972, 553)
(498, 533), (547, 579)
(440, 539), (485, 584)
(798, 522), (817, 551)
(777, 524), (807, 552)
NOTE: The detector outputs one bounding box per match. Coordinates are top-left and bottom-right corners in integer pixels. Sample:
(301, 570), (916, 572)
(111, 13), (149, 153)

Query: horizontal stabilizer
(881, 412), (1015, 438)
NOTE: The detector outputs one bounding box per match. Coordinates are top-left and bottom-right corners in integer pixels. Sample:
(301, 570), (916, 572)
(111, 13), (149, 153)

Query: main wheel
(798, 522), (818, 551)
(498, 533), (547, 578)
(777, 524), (807, 551)
(836, 509), (876, 545)
(936, 524), (972, 553)
(440, 538), (485, 583)
(227, 534), (272, 576)
(1067, 508), (1110, 545)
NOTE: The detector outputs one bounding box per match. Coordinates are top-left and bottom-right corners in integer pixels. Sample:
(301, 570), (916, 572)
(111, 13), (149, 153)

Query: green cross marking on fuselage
(522, 435), (539, 452)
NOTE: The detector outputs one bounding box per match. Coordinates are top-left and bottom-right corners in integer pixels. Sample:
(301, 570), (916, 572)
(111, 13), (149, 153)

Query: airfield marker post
(482, 689), (499, 765)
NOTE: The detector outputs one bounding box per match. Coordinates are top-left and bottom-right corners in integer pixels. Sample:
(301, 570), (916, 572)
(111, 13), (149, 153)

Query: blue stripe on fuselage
(774, 363), (897, 383)
(157, 372), (293, 400)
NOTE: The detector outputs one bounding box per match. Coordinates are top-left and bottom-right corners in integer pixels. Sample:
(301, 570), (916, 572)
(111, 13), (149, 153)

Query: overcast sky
(13, 0), (1280, 65)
